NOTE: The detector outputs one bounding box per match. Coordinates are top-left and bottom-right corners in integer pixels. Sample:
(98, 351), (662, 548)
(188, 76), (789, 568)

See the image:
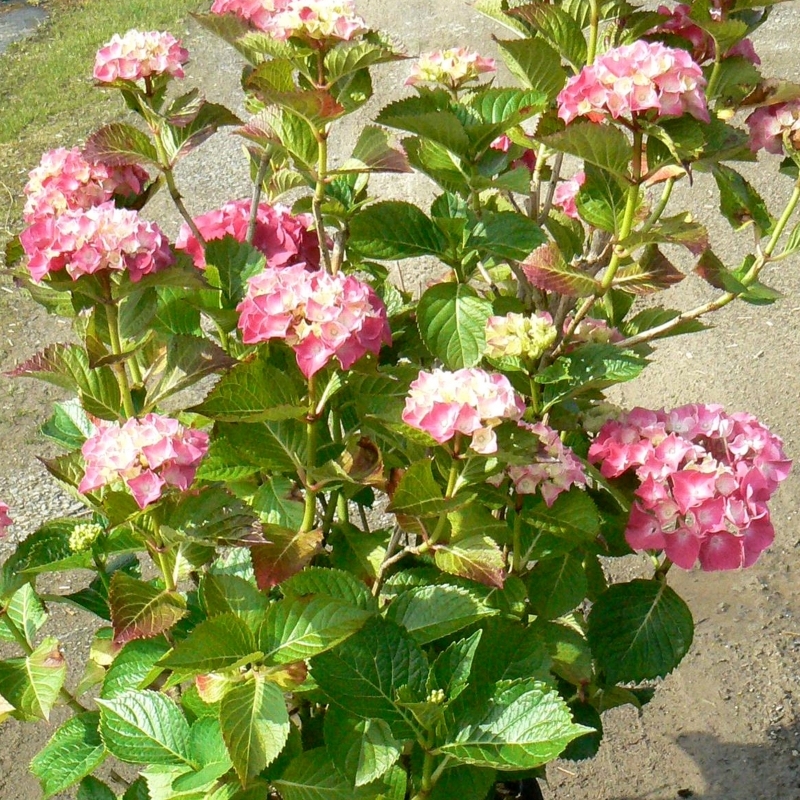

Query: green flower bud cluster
(68, 522), (104, 553)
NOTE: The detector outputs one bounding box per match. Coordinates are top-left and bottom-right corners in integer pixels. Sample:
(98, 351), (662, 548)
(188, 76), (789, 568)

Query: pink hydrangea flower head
(402, 367), (524, 453)
(0, 503), (12, 538)
(175, 200), (320, 270)
(80, 415), (209, 509)
(406, 48), (496, 89)
(557, 40), (709, 124)
(265, 0), (368, 42)
(20, 203), (173, 283)
(23, 148), (149, 222)
(508, 422), (587, 506)
(210, 0), (291, 30)
(236, 265), (391, 377)
(552, 171), (586, 219)
(589, 404), (791, 571)
(746, 100), (800, 154)
(94, 30), (189, 83)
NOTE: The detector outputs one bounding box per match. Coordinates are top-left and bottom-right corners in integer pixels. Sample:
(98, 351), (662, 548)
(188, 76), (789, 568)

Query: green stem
(301, 375), (318, 533)
(164, 166), (205, 248)
(639, 177), (675, 236)
(426, 454), (460, 549)
(106, 302), (136, 419)
(654, 556), (673, 581)
(512, 512), (524, 574)
(336, 492), (350, 524)
(313, 132), (333, 274)
(411, 751), (437, 800)
(705, 53), (724, 100)
(587, 0), (601, 65)
(154, 545), (176, 593)
(764, 181), (800, 257)
(601, 128), (643, 292)
(248, 152), (271, 246)
(92, 550), (111, 595)
(0, 612), (86, 713)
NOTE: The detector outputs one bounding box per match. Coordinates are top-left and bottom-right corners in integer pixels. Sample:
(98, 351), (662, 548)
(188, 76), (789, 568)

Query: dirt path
(1, 2), (800, 798)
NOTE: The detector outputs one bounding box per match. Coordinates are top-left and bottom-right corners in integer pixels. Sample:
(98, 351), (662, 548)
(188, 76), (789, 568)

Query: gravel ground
(1, 2), (800, 799)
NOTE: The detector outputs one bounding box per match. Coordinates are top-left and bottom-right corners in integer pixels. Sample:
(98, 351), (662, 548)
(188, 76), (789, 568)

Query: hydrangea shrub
(2, 1), (800, 799)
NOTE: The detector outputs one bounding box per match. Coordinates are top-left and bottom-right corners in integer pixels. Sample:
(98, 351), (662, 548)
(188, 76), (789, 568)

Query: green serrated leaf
(258, 595), (372, 664)
(77, 776), (116, 800)
(311, 618), (427, 739)
(0, 637), (66, 721)
(429, 630), (482, 701)
(97, 689), (193, 766)
(281, 567), (376, 611)
(388, 460), (472, 517)
(711, 163), (773, 232)
(109, 573), (187, 645)
(251, 527), (324, 590)
(509, 4), (588, 67)
(220, 675), (291, 785)
(0, 583), (47, 645)
(191, 359), (305, 422)
(31, 712), (106, 798)
(417, 283), (492, 368)
(543, 123), (632, 179)
(84, 123), (160, 168)
(203, 236), (267, 307)
(587, 579), (694, 684)
(385, 584), (495, 645)
(434, 535), (506, 589)
(102, 638), (171, 699)
(339, 126), (410, 174)
(438, 679), (589, 769)
(495, 38), (566, 100)
(348, 201), (449, 260)
(467, 210), (546, 262)
(160, 614), (260, 674)
(40, 398), (94, 450)
(324, 709), (401, 786)
(526, 553), (588, 620)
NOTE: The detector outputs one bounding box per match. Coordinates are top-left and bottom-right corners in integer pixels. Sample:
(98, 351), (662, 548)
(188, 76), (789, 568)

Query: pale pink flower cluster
(402, 368), (525, 454)
(406, 48), (496, 89)
(652, 4), (759, 65)
(567, 316), (624, 347)
(557, 41), (709, 124)
(552, 171), (586, 219)
(20, 202), (173, 283)
(508, 422), (587, 507)
(94, 30), (189, 83)
(589, 405), (791, 571)
(80, 415), (209, 509)
(23, 148), (148, 222)
(210, 0), (367, 42)
(484, 312), (556, 361)
(746, 101), (800, 155)
(176, 200), (319, 270)
(236, 264), (391, 377)
(0, 503), (12, 538)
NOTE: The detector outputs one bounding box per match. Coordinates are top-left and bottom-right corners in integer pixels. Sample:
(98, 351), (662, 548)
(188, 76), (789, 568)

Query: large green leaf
(203, 236), (267, 308)
(160, 614), (260, 674)
(377, 95), (471, 156)
(387, 460), (472, 518)
(109, 573), (187, 645)
(84, 123), (160, 168)
(31, 712), (106, 798)
(428, 765), (496, 800)
(40, 398), (94, 450)
(437, 679), (589, 769)
(275, 748), (403, 800)
(339, 125), (410, 174)
(385, 584), (495, 645)
(542, 123), (633, 179)
(76, 776), (116, 800)
(509, 3), (588, 68)
(417, 283), (492, 369)
(219, 676), (290, 785)
(101, 638), (171, 699)
(97, 689), (193, 766)
(495, 37), (566, 100)
(466, 211), (546, 263)
(281, 567), (376, 612)
(250, 476), (305, 529)
(5, 520), (93, 576)
(324, 39), (404, 84)
(311, 618), (427, 739)
(470, 619), (551, 686)
(0, 583), (47, 645)
(348, 201), (449, 260)
(258, 595), (372, 664)
(191, 359), (305, 422)
(587, 579), (694, 684)
(526, 553), (588, 620)
(519, 491), (601, 554)
(159, 101), (241, 166)
(0, 637), (66, 721)
(324, 708), (401, 786)
(711, 163), (773, 233)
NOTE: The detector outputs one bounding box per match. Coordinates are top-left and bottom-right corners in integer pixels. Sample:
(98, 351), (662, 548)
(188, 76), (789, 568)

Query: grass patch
(0, 0), (205, 250)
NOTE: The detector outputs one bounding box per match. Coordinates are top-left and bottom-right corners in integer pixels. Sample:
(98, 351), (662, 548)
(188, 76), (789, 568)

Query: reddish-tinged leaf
(250, 526), (324, 590)
(694, 249), (747, 293)
(621, 213), (709, 256)
(522, 243), (598, 297)
(109, 573), (187, 645)
(612, 246), (685, 295)
(434, 535), (506, 589)
(84, 123), (161, 168)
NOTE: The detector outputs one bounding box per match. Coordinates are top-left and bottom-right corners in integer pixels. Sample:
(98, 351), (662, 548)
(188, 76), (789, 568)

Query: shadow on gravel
(607, 725), (800, 800)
